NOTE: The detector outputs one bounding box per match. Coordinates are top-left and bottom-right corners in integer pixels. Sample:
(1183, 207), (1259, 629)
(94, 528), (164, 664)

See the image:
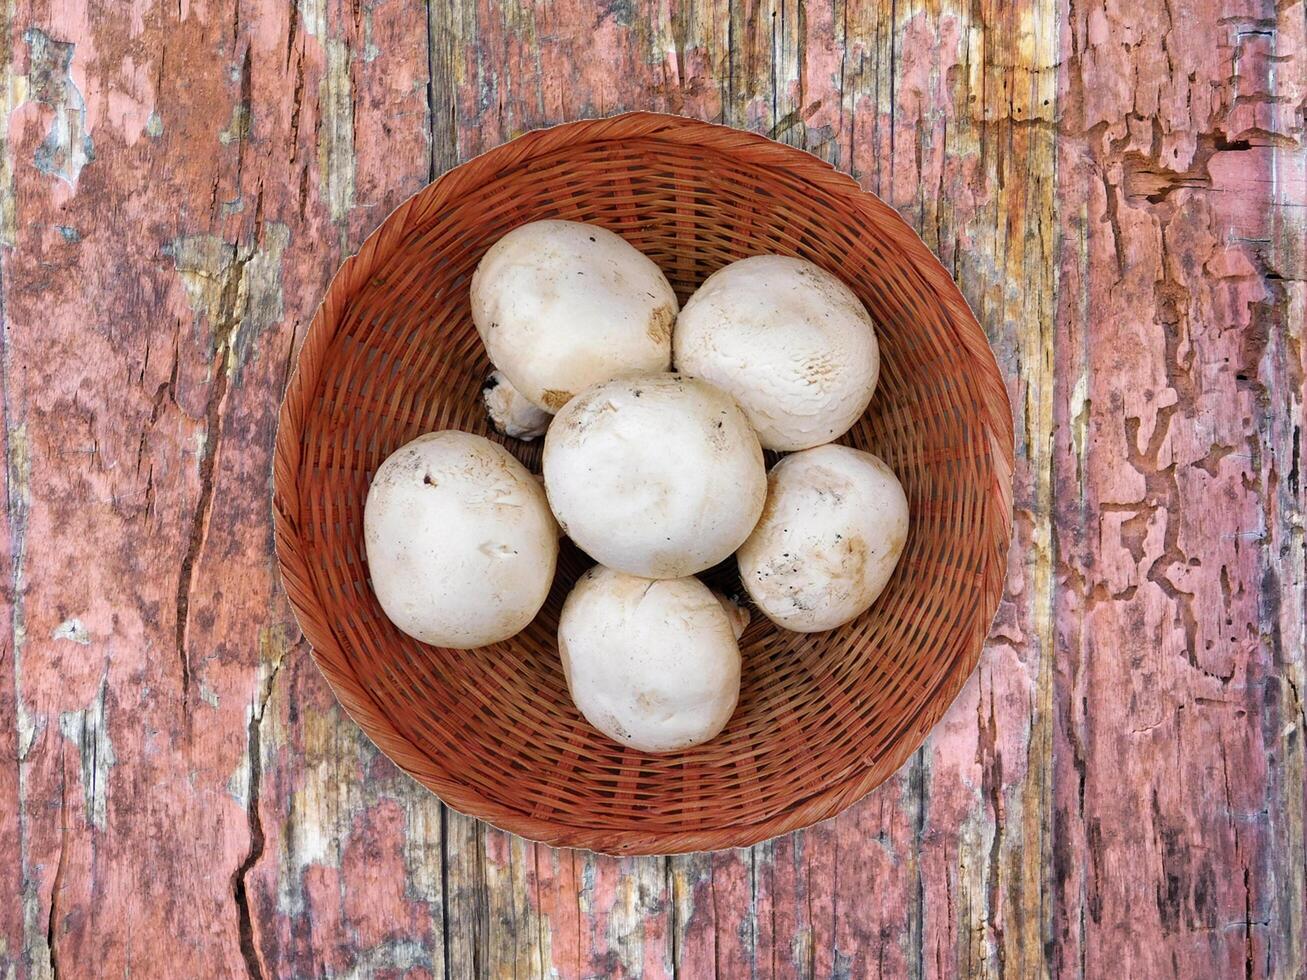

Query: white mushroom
(543, 373), (767, 578)
(559, 566), (741, 753)
(471, 220), (678, 412)
(673, 254), (879, 451)
(482, 370), (551, 441)
(736, 444), (908, 632)
(364, 431), (558, 648)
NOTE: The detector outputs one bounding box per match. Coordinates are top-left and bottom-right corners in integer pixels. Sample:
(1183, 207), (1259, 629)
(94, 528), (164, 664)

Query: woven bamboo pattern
(273, 112), (1015, 855)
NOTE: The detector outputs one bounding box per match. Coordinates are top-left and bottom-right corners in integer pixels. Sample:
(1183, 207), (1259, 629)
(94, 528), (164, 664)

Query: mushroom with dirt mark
(559, 565), (742, 753)
(364, 431), (558, 648)
(482, 370), (551, 441)
(673, 254), (879, 451)
(736, 444), (908, 632)
(471, 220), (678, 413)
(543, 373), (767, 579)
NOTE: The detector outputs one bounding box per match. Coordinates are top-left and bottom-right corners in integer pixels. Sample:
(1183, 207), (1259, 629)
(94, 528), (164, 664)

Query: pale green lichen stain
(361, 4), (380, 62)
(7, 420), (36, 770)
(218, 102), (251, 145)
(7, 421), (29, 650)
(52, 618), (90, 644)
(24, 27), (93, 186)
(58, 675), (117, 831)
(297, 0), (325, 37)
(165, 233), (232, 319)
(318, 39), (355, 224)
(0, 0), (25, 246)
(164, 223), (291, 376)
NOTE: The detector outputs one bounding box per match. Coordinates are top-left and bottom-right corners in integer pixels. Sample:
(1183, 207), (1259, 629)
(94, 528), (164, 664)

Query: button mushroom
(559, 565), (742, 753)
(673, 254), (880, 451)
(736, 444), (909, 632)
(364, 431), (558, 648)
(543, 373), (767, 578)
(471, 220), (678, 413)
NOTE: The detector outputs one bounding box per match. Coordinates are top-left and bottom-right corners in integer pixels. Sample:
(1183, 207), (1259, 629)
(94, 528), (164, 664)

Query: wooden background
(1, 0), (1304, 976)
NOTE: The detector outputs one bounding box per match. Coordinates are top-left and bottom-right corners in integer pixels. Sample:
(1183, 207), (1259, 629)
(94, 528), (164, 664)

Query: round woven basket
(273, 112), (1014, 854)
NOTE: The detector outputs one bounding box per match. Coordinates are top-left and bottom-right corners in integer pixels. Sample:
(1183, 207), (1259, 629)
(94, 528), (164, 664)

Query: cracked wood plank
(1051, 0), (1307, 976)
(425, 0), (1063, 976)
(1, 0), (1303, 978)
(2, 0), (436, 976)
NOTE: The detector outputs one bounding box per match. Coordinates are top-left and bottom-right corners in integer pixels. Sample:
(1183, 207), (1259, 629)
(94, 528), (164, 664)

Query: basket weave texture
(273, 112), (1014, 855)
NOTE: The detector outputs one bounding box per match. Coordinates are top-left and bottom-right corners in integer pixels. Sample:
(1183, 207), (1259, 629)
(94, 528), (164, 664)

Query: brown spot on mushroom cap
(830, 533), (868, 583)
(560, 395), (620, 435)
(540, 388), (573, 411)
(802, 352), (839, 385)
(647, 303), (675, 345)
(635, 692), (662, 712)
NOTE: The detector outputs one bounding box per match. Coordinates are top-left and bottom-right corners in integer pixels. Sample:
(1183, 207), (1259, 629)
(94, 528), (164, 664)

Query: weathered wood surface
(1, 0), (1303, 976)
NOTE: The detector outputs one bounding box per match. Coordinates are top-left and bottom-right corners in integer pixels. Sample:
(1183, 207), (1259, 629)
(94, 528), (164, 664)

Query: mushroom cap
(364, 431), (558, 648)
(543, 373), (767, 578)
(737, 444), (908, 632)
(471, 220), (678, 412)
(559, 566), (742, 753)
(673, 255), (879, 451)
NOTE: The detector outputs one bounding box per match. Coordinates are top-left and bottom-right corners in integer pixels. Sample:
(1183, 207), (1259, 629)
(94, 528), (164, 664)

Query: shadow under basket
(273, 112), (1014, 855)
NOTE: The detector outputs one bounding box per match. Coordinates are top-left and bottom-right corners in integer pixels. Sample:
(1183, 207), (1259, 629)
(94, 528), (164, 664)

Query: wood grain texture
(0, 0), (1301, 977)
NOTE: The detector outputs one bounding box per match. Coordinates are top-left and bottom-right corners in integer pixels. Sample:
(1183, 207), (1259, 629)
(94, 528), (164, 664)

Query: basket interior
(288, 127), (1008, 850)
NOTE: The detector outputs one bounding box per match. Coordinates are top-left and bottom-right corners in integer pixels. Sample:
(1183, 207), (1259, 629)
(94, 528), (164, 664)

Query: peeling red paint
(2, 0), (1302, 976)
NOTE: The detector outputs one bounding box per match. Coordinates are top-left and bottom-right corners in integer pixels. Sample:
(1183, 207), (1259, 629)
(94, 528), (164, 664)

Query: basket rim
(272, 111), (1016, 855)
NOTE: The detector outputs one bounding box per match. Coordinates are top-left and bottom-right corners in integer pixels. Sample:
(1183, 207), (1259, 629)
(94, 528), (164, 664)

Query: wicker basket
(273, 113), (1014, 855)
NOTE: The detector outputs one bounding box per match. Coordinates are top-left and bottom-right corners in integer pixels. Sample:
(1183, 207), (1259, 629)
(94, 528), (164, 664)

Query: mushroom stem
(483, 370), (552, 440)
(712, 590), (751, 640)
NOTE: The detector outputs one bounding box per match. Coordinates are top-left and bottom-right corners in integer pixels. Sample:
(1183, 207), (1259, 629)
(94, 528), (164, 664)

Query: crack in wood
(440, 806), (452, 980)
(231, 702), (266, 980)
(46, 759), (68, 980)
(910, 751), (927, 980)
(174, 243), (250, 704)
(979, 679), (1007, 976)
(227, 627), (297, 980)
